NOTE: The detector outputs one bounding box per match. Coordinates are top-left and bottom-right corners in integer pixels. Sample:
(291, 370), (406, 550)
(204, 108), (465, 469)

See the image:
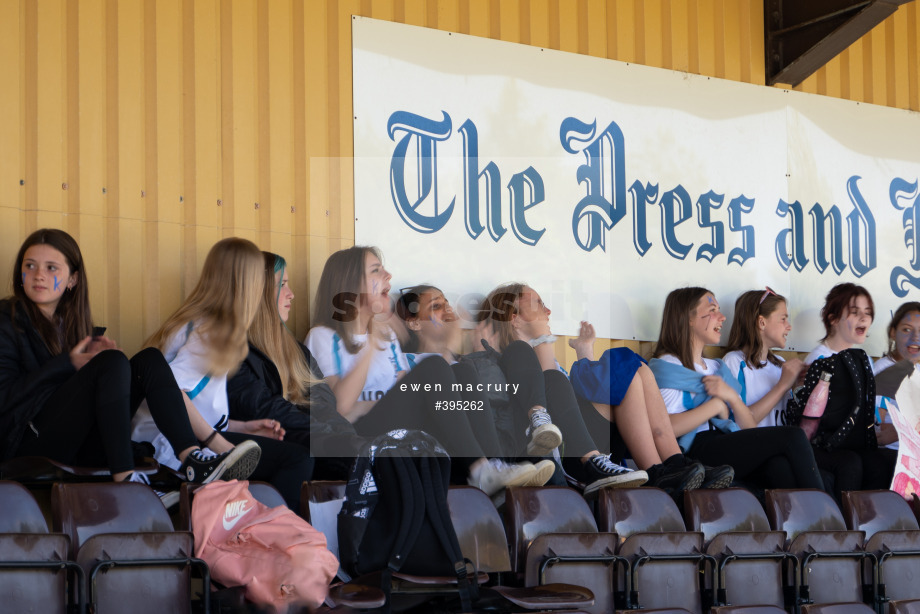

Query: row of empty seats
(301, 483), (920, 614)
(6, 470), (920, 613)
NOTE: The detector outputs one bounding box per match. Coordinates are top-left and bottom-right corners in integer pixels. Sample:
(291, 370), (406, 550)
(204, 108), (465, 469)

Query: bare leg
(637, 365), (683, 460)
(181, 392), (234, 456)
(608, 368), (665, 469)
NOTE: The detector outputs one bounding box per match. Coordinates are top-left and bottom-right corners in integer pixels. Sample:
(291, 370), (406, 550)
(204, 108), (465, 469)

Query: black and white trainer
(179, 440), (261, 484)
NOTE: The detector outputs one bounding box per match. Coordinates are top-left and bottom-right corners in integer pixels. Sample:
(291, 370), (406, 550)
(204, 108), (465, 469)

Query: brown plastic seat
(800, 604), (877, 614)
(51, 481), (209, 614)
(683, 488), (791, 609)
(891, 600), (920, 614)
(503, 485), (620, 613)
(710, 607), (788, 614)
(765, 489), (871, 609)
(0, 481), (81, 614)
(447, 486), (594, 611)
(598, 487), (708, 614)
(842, 490), (920, 610)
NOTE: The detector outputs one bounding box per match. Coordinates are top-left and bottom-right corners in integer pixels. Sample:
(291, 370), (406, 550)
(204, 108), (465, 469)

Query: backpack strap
(377, 454), (426, 614)
(420, 455), (477, 612)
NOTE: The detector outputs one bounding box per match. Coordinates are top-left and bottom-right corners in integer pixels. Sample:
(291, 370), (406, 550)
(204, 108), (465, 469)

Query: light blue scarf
(648, 357), (742, 452)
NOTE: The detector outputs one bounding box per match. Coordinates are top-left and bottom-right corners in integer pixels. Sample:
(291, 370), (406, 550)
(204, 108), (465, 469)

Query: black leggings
(688, 426), (825, 490)
(16, 348), (199, 474)
(499, 341), (599, 458)
(353, 355), (487, 460)
(812, 446), (897, 500)
(222, 431), (314, 511)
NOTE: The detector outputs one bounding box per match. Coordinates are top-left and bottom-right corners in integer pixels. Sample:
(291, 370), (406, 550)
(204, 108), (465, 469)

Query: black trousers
(812, 445), (897, 500)
(688, 426), (825, 490)
(499, 341), (599, 458)
(17, 348), (199, 474)
(354, 355), (487, 460)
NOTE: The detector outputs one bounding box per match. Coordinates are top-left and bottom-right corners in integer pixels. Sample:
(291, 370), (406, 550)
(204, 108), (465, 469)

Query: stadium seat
(841, 490), (920, 613)
(765, 489), (872, 610)
(683, 488), (792, 609)
(51, 481), (209, 614)
(0, 480), (82, 614)
(503, 485), (617, 613)
(710, 607), (788, 614)
(598, 487), (708, 614)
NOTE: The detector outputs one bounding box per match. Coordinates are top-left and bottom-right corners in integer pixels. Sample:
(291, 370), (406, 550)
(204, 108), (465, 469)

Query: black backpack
(783, 348), (877, 451)
(337, 429), (476, 611)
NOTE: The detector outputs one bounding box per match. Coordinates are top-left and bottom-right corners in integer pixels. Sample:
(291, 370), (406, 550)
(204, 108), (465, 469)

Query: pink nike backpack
(191, 480), (339, 611)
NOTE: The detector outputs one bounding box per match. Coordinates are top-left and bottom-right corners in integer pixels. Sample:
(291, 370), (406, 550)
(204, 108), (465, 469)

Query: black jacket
(0, 299), (77, 459)
(227, 343), (361, 456)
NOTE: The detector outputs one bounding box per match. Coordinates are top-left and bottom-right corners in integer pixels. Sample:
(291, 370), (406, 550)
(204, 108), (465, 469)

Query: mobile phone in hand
(92, 326), (107, 339)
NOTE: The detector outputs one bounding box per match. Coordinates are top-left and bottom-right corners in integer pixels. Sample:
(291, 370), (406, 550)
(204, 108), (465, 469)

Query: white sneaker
(524, 459), (556, 487)
(525, 407), (563, 455)
(127, 471), (180, 509)
(468, 459), (537, 496)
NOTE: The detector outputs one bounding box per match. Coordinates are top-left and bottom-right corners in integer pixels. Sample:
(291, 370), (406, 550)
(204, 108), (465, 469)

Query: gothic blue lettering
(507, 167), (546, 246)
(774, 200), (809, 272)
(846, 176), (876, 278)
(561, 117), (626, 251)
(695, 190), (724, 262)
(458, 119), (503, 241)
(889, 177), (920, 297)
(727, 195), (755, 266)
(808, 203), (845, 275)
(387, 111), (453, 234)
(658, 185), (693, 260)
(629, 180), (658, 256)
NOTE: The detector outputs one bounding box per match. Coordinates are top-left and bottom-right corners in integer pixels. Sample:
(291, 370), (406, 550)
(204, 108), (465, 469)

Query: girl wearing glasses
(722, 288), (805, 428)
(304, 247), (543, 496)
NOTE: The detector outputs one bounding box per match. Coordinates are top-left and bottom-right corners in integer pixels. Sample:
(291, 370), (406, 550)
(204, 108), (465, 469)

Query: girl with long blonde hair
(228, 252), (362, 476)
(136, 238), (313, 509)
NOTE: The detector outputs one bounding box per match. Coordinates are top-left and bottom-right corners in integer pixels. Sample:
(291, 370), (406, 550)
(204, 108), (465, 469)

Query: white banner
(352, 17), (920, 355)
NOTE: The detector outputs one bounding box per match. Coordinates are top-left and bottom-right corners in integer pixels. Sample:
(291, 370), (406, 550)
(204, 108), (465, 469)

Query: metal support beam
(765, 0), (914, 87)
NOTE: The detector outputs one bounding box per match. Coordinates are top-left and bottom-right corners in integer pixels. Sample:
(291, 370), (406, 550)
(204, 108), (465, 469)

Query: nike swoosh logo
(222, 505), (253, 531)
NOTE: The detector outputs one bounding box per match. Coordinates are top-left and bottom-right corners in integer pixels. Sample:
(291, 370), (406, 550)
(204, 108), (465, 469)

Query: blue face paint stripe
(53, 276), (61, 291)
(332, 332), (343, 376)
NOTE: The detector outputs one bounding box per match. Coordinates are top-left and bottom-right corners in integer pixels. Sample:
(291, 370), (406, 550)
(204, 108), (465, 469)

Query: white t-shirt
(305, 326), (410, 404)
(658, 353), (720, 435)
(804, 343), (836, 365)
(873, 354), (900, 450)
(132, 322), (230, 469)
(722, 350), (787, 428)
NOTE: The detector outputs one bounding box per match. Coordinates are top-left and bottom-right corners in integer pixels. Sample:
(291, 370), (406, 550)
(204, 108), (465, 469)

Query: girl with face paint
(0, 229), (259, 501)
(648, 287), (825, 492)
(873, 302), (920, 450)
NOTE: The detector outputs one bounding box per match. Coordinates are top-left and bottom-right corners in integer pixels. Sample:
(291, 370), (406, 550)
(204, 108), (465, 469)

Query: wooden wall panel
(1, 0), (917, 355)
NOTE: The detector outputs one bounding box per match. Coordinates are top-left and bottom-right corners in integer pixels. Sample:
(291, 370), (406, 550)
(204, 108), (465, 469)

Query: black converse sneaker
(127, 471), (180, 509)
(179, 440), (261, 484)
(582, 454), (648, 496)
(525, 406), (563, 455)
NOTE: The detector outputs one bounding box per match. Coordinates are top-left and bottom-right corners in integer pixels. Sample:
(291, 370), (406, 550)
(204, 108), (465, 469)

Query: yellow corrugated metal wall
(1, 0), (917, 356)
